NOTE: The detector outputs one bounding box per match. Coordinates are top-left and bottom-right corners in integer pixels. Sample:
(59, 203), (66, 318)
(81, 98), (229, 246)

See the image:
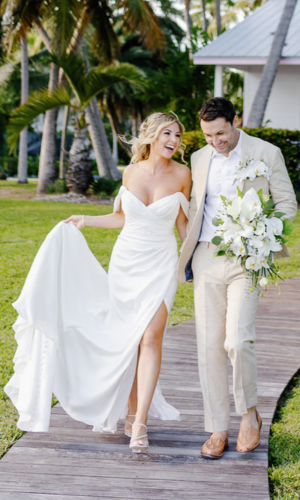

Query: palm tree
(3, 0), (163, 191)
(17, 36), (29, 183)
(246, 0), (298, 128)
(6, 52), (145, 190)
(215, 0), (222, 35)
(0, 1), (37, 184)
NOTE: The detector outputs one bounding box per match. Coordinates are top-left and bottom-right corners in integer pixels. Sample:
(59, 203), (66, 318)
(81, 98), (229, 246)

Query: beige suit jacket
(178, 131), (298, 283)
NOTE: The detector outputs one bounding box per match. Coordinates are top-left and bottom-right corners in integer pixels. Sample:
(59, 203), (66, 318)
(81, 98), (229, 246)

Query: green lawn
(269, 374), (300, 499)
(0, 196), (299, 499)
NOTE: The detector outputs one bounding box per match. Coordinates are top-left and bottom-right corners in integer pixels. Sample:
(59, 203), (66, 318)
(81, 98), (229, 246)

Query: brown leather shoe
(201, 433), (229, 459)
(236, 410), (262, 453)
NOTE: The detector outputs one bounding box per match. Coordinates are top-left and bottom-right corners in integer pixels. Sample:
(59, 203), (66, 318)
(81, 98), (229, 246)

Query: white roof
(193, 0), (300, 66)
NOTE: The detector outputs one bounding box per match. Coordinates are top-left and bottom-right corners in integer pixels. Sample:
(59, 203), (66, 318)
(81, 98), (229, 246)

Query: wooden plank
(0, 276), (299, 500)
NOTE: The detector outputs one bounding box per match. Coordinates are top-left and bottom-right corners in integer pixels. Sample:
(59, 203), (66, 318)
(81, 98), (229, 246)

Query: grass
(269, 373), (300, 499)
(0, 180), (38, 199)
(0, 187), (300, 498)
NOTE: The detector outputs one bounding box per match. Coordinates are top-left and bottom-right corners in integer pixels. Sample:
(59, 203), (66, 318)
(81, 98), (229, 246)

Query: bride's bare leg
(131, 302), (168, 446)
(124, 358), (138, 436)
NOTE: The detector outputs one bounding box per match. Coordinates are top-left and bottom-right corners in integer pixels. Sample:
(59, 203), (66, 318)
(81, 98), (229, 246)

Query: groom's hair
(199, 97), (236, 125)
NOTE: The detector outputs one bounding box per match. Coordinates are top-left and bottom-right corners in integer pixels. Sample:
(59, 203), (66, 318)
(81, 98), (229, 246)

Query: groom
(178, 97), (297, 459)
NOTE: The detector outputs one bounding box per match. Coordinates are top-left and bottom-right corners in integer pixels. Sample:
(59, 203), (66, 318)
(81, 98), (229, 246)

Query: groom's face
(200, 116), (239, 156)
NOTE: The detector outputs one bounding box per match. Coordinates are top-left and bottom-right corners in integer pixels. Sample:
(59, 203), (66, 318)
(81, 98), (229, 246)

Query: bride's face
(152, 122), (181, 159)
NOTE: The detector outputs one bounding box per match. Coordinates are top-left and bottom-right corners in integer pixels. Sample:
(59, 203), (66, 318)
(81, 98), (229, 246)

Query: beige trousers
(192, 242), (260, 432)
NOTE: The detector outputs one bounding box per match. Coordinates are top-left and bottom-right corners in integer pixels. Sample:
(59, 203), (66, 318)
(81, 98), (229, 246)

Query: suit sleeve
(269, 147), (297, 221)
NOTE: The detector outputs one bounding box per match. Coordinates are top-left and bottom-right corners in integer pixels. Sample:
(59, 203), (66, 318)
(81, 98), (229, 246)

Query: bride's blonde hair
(126, 112), (186, 164)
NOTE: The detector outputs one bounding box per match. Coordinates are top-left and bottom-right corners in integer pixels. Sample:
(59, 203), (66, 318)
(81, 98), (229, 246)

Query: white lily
(242, 188), (263, 216)
(245, 256), (262, 271)
(254, 220), (266, 237)
(246, 160), (268, 181)
(265, 217), (283, 241)
(261, 238), (282, 256)
(227, 197), (242, 220)
(260, 257), (270, 269)
(221, 216), (242, 243)
(240, 202), (256, 223)
(248, 237), (264, 251)
(239, 222), (254, 239)
(230, 236), (246, 256)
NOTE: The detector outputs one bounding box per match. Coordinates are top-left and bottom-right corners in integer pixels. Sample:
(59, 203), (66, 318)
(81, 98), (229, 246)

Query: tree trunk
(18, 37), (29, 184)
(201, 0), (208, 31)
(106, 96), (131, 155)
(85, 102), (110, 178)
(82, 40), (121, 180)
(184, 0), (193, 59)
(184, 0), (192, 40)
(215, 0), (222, 35)
(246, 0), (297, 128)
(90, 97), (121, 180)
(37, 63), (59, 193)
(131, 118), (137, 137)
(65, 125), (93, 194)
(59, 105), (70, 179)
(112, 129), (118, 163)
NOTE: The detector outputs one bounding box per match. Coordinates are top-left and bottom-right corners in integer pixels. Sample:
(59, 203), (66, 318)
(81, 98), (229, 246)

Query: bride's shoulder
(171, 161), (191, 180)
(122, 163), (140, 183)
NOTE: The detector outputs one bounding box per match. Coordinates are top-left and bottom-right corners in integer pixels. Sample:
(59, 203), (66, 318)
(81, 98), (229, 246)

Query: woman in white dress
(5, 112), (191, 453)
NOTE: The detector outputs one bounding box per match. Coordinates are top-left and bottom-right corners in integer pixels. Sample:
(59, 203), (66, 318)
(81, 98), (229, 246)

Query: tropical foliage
(0, 0), (288, 191)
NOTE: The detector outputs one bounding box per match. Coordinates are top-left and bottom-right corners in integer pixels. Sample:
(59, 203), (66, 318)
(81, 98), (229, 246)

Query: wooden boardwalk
(1, 277), (300, 500)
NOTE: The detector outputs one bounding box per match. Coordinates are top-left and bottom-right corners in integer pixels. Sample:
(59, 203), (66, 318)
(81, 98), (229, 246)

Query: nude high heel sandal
(124, 414), (136, 437)
(129, 423), (149, 453)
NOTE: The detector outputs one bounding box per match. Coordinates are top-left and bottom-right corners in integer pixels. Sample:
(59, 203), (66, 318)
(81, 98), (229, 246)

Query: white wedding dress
(5, 186), (189, 433)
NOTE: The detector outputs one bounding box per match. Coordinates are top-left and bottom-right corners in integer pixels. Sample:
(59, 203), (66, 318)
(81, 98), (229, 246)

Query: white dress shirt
(199, 129), (243, 242)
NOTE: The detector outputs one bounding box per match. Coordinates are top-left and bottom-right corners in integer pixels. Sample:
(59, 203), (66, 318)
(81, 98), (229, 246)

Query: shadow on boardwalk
(1, 277), (300, 500)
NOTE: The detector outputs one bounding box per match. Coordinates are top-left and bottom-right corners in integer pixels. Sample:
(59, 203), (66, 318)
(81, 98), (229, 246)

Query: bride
(5, 112), (191, 453)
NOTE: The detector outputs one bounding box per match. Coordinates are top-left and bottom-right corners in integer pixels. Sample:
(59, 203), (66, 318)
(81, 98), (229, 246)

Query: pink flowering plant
(212, 187), (294, 292)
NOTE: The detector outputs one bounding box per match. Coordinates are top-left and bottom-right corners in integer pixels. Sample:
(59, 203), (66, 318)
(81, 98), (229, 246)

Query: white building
(193, 0), (300, 129)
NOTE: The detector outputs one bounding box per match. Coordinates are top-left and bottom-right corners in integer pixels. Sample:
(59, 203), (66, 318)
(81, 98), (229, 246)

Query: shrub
(177, 128), (300, 196)
(46, 179), (68, 194)
(92, 177), (122, 196)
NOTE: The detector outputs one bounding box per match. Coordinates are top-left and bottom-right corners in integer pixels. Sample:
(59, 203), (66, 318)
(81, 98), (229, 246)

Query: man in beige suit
(178, 98), (297, 459)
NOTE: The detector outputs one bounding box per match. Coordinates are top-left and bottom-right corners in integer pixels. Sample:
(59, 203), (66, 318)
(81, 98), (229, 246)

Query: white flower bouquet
(212, 187), (294, 292)
(234, 158), (272, 182)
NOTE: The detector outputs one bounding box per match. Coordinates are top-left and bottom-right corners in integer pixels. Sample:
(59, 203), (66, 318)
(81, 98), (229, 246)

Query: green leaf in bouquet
(264, 209), (275, 218)
(257, 188), (264, 204)
(214, 244), (229, 257)
(264, 199), (274, 211)
(212, 236), (223, 246)
(237, 187), (243, 198)
(273, 212), (286, 219)
(215, 250), (226, 256)
(212, 217), (221, 227)
(276, 235), (288, 244)
(282, 218), (294, 236)
(220, 195), (227, 204)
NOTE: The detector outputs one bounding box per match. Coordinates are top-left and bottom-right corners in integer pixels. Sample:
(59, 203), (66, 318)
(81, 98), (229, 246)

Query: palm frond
(120, 0), (165, 52)
(84, 63), (146, 106)
(2, 0), (45, 52)
(0, 62), (16, 86)
(49, 51), (88, 104)
(85, 0), (119, 63)
(7, 86), (71, 153)
(43, 0), (83, 53)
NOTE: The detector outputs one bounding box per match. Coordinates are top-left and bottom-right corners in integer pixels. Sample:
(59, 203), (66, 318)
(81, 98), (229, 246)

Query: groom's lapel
(193, 145), (213, 203)
(238, 132), (255, 193)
